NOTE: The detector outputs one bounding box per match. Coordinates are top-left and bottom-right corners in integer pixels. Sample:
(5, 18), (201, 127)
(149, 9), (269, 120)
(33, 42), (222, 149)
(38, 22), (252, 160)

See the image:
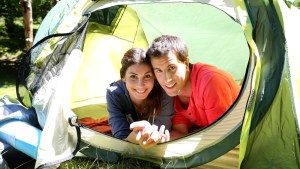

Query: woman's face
(123, 63), (155, 104)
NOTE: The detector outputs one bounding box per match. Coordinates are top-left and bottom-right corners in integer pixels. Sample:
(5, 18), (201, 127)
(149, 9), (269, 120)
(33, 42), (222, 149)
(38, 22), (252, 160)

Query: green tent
(16, 0), (300, 168)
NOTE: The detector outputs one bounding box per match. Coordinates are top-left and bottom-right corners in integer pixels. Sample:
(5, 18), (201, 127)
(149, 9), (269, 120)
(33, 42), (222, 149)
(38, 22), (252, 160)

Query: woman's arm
(106, 88), (132, 139)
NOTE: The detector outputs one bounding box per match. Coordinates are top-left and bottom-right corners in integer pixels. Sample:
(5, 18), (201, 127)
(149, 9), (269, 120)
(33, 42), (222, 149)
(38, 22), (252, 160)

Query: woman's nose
(137, 79), (144, 87)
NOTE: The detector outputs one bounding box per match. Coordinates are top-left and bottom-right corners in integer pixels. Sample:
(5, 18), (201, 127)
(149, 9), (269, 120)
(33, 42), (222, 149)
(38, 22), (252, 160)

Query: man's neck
(177, 74), (192, 108)
(179, 79), (191, 97)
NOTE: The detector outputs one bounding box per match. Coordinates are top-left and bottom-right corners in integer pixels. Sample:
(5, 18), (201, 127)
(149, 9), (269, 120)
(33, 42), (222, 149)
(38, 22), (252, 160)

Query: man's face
(151, 51), (189, 96)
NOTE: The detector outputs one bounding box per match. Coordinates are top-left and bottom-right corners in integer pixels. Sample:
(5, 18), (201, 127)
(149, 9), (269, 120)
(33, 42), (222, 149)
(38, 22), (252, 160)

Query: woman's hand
(128, 121), (170, 149)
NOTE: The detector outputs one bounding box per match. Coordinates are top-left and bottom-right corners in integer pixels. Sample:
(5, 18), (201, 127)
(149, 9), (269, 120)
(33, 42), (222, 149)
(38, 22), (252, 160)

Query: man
(146, 35), (241, 139)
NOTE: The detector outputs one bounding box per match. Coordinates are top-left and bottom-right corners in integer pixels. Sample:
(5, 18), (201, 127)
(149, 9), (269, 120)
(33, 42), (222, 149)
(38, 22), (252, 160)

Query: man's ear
(185, 58), (190, 69)
(122, 78), (125, 82)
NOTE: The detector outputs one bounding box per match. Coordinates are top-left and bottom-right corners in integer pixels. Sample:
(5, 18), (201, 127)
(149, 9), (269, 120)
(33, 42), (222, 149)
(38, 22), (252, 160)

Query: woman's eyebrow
(144, 71), (153, 74)
(128, 72), (137, 75)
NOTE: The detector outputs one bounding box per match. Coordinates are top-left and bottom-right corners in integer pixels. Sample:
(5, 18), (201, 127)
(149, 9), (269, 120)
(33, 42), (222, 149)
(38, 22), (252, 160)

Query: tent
(12, 0), (300, 168)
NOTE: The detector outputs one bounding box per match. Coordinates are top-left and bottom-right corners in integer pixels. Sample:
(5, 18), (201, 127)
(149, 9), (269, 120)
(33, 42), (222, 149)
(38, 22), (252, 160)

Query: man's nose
(164, 72), (172, 83)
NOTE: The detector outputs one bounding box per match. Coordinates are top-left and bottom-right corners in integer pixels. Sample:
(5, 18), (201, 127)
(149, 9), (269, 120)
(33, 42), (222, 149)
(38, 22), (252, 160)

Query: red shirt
(172, 63), (240, 129)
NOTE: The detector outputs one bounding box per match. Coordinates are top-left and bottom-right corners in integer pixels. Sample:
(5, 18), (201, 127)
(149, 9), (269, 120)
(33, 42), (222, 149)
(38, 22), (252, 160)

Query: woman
(106, 48), (174, 149)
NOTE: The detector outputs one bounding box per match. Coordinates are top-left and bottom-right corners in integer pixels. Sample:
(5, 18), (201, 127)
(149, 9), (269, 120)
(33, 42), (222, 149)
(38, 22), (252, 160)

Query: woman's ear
(122, 78), (126, 82)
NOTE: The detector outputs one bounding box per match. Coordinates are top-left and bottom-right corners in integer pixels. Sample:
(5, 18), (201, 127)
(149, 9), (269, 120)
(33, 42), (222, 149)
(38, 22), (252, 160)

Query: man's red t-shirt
(172, 63), (241, 129)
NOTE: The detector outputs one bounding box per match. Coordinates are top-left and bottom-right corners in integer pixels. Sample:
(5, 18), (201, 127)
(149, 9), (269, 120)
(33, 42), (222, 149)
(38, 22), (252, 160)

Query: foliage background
(0, 0), (51, 98)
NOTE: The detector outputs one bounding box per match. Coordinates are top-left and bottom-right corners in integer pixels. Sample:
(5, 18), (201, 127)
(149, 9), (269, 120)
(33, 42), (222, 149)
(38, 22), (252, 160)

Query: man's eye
(155, 69), (162, 73)
(169, 66), (176, 71)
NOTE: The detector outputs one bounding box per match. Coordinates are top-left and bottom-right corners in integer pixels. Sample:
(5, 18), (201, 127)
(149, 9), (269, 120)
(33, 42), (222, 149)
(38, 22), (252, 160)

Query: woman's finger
(159, 125), (165, 133)
(130, 120), (151, 131)
(136, 130), (142, 140)
(165, 129), (170, 142)
(160, 134), (166, 143)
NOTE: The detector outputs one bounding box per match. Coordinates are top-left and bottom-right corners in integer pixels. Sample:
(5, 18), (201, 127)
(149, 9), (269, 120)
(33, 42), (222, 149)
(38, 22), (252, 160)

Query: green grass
(0, 58), (19, 99)
(60, 156), (156, 169)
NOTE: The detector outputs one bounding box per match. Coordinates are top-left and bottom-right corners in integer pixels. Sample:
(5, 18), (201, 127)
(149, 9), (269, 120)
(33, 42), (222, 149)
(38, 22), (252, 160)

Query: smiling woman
(105, 48), (174, 148)
(15, 1), (252, 168)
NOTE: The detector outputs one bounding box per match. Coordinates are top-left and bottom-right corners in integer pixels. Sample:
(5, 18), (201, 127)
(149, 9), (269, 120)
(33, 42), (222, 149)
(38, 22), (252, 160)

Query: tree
(20, 0), (33, 49)
(0, 0), (25, 54)
(52, 0), (59, 7)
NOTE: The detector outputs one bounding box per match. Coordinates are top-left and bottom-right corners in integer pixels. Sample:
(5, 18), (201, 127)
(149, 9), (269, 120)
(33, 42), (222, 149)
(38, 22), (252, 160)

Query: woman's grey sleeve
(154, 93), (174, 130)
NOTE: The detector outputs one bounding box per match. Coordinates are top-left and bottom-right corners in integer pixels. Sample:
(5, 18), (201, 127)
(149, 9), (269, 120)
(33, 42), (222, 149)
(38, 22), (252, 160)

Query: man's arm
(170, 124), (189, 140)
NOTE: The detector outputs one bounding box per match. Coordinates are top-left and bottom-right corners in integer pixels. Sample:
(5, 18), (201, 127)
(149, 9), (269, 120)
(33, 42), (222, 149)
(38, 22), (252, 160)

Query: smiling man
(146, 35), (241, 139)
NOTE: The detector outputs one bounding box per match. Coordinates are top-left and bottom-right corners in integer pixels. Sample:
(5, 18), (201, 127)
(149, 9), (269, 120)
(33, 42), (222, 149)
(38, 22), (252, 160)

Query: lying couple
(106, 35), (240, 149)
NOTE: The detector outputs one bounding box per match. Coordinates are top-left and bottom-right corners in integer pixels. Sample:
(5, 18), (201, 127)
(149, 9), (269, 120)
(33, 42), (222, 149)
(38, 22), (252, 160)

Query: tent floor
(194, 145), (239, 169)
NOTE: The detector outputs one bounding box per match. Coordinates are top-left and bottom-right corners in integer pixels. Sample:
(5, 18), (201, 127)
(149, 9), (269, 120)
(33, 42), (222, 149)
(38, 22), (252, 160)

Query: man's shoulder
(192, 62), (227, 78)
(192, 62), (217, 72)
(192, 62), (215, 78)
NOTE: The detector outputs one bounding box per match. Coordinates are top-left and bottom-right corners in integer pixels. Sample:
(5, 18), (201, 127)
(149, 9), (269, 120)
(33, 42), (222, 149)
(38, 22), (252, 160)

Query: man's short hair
(146, 35), (188, 62)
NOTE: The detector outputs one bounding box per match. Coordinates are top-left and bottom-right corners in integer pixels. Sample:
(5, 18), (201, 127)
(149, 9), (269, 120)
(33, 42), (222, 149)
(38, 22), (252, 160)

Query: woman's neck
(131, 98), (146, 110)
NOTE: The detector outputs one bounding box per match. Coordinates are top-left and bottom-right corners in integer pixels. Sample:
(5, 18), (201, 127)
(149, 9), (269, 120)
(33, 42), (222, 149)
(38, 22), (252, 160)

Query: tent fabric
(71, 5), (149, 110)
(13, 0), (300, 168)
(239, 0), (300, 168)
(130, 3), (249, 83)
(32, 48), (82, 168)
(276, 0), (300, 127)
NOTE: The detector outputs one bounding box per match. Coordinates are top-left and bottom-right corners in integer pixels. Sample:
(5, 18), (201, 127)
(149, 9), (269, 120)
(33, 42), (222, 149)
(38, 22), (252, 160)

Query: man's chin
(164, 89), (178, 97)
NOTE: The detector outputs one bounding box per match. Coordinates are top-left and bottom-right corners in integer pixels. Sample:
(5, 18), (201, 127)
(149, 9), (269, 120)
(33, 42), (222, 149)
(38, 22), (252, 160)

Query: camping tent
(13, 0), (300, 168)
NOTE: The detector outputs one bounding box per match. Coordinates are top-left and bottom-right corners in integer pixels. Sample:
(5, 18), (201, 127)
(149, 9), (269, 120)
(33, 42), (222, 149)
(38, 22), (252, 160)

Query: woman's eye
(130, 75), (137, 79)
(145, 74), (152, 79)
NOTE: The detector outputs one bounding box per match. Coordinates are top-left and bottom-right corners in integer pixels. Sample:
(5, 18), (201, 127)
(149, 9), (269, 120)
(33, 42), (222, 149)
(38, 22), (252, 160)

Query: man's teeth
(166, 83), (175, 88)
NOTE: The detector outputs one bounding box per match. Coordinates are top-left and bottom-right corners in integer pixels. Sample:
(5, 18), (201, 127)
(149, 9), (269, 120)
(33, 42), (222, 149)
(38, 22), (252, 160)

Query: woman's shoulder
(107, 80), (125, 93)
